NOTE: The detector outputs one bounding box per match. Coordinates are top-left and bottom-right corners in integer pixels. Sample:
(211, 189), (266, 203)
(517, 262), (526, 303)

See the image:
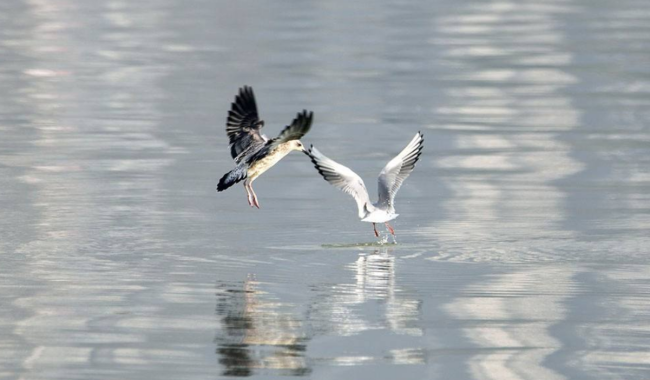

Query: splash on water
(377, 230), (397, 245)
(321, 240), (398, 249)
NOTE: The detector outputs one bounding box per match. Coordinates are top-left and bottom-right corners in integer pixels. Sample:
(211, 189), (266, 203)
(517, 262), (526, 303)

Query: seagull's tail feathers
(217, 165), (247, 192)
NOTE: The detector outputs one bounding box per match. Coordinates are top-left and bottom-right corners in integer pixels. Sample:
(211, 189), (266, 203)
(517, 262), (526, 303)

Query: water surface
(1, 0), (650, 379)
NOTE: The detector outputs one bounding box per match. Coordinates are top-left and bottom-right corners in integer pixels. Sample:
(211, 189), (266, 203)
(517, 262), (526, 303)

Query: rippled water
(1, 0), (650, 379)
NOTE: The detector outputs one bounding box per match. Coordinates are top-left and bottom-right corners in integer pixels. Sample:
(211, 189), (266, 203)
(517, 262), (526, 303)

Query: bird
(306, 132), (424, 238)
(217, 86), (314, 208)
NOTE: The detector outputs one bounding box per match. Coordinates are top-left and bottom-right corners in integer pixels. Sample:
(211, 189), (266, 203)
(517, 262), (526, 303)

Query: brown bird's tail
(217, 166), (247, 192)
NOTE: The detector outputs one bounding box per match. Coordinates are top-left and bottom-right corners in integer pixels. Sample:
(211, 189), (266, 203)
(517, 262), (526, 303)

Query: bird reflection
(329, 248), (423, 337)
(214, 276), (311, 377)
(369, 251), (423, 337)
(214, 250), (424, 373)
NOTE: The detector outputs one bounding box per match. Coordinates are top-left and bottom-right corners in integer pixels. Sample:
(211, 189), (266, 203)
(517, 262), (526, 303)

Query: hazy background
(1, 0), (649, 379)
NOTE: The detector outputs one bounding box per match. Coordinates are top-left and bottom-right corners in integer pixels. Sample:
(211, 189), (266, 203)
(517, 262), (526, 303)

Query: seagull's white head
(291, 140), (305, 152)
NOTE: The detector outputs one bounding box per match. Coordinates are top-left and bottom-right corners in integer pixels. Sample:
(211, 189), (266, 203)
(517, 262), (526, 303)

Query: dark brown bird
(217, 86), (314, 208)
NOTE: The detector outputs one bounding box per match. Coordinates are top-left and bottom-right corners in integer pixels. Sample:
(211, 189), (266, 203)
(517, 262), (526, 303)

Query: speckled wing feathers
(271, 110), (313, 147)
(226, 86), (266, 160)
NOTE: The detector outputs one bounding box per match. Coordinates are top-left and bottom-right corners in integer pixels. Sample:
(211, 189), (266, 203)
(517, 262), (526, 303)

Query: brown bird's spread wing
(267, 110), (313, 148)
(226, 86), (267, 160)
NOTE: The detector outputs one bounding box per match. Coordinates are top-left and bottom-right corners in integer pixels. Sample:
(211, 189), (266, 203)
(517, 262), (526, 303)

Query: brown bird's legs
(243, 183), (253, 207)
(249, 183), (260, 209)
(243, 181), (260, 209)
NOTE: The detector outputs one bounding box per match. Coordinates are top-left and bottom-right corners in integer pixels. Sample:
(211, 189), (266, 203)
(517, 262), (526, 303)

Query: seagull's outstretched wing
(226, 86), (267, 160)
(270, 110), (313, 146)
(377, 132), (424, 209)
(306, 146), (371, 218)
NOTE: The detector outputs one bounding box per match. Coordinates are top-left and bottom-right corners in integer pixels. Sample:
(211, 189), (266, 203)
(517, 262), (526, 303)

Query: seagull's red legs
(373, 223), (379, 238)
(385, 222), (395, 236)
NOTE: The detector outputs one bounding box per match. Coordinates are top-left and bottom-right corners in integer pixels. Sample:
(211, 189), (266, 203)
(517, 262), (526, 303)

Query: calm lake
(1, 0), (649, 379)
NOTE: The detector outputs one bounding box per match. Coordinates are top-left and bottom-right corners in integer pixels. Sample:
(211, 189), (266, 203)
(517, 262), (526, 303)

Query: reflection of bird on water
(306, 132), (423, 238)
(217, 86), (314, 208)
(214, 277), (311, 377)
(310, 249), (423, 338)
(363, 250), (422, 336)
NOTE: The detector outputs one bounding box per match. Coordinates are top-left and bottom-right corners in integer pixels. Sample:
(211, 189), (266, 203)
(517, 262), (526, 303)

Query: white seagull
(217, 86), (314, 208)
(306, 132), (424, 237)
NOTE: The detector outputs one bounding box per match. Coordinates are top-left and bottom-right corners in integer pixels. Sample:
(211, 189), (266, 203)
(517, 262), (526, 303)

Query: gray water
(1, 0), (650, 379)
